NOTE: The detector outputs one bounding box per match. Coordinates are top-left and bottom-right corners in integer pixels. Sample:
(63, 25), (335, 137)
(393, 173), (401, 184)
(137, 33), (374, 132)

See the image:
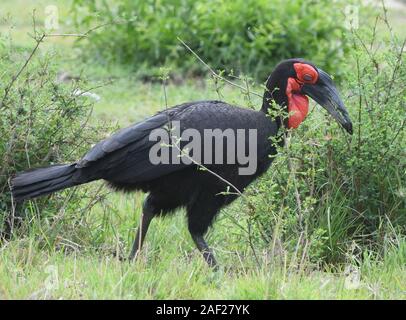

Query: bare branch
(177, 37), (262, 98)
(0, 33), (46, 109)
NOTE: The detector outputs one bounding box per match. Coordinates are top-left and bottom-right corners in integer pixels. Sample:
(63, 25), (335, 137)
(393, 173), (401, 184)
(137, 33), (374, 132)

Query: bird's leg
(190, 232), (218, 269)
(129, 209), (154, 261)
(187, 198), (220, 269)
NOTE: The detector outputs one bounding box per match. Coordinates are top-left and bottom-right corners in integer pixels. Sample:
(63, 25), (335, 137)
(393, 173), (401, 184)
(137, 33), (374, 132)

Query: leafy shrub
(71, 0), (352, 80)
(231, 15), (406, 265)
(0, 35), (108, 245)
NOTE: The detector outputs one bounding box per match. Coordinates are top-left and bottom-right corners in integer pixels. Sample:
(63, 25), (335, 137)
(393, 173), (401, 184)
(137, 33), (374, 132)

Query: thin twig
(0, 33), (46, 109)
(177, 37), (262, 98)
(45, 33), (87, 38)
(284, 132), (304, 231)
(162, 73), (173, 139)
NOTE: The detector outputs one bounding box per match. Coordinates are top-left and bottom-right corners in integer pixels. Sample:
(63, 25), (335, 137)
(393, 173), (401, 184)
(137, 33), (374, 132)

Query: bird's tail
(11, 164), (80, 201)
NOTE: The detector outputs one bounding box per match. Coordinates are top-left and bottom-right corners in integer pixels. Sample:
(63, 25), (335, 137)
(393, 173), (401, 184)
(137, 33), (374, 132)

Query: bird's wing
(75, 101), (274, 183)
(75, 102), (204, 182)
(77, 112), (169, 168)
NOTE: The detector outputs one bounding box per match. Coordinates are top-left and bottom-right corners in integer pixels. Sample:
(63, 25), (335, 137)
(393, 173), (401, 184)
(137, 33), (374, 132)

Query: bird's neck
(260, 80), (286, 131)
(260, 77), (308, 131)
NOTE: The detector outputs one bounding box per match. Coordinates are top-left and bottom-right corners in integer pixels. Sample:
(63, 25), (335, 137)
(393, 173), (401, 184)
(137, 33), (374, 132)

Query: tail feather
(11, 164), (80, 201)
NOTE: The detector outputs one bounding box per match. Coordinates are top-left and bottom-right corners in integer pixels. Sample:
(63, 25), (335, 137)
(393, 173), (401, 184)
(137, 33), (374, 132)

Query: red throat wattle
(286, 77), (309, 129)
(286, 63), (318, 129)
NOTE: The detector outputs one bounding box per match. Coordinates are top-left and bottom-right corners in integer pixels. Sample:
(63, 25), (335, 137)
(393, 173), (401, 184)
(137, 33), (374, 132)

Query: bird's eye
(293, 63), (318, 84)
(303, 74), (313, 82)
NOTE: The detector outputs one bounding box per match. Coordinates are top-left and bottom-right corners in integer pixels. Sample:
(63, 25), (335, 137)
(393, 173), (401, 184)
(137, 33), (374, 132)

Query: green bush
(0, 35), (108, 244)
(71, 0), (352, 80)
(230, 19), (406, 265)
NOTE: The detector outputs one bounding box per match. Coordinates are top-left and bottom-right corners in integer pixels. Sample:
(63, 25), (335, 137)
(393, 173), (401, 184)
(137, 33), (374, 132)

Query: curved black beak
(301, 69), (353, 135)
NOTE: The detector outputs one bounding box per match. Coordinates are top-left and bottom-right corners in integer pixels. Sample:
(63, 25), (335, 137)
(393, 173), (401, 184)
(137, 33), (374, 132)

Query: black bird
(11, 59), (352, 267)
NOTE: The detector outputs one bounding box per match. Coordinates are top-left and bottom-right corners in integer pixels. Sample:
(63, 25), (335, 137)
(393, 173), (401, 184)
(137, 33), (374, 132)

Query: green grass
(0, 0), (74, 49)
(1, 188), (405, 299)
(0, 0), (405, 300)
(1, 233), (405, 299)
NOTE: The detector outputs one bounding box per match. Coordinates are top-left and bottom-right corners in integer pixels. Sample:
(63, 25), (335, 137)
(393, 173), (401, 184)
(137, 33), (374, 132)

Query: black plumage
(11, 59), (352, 267)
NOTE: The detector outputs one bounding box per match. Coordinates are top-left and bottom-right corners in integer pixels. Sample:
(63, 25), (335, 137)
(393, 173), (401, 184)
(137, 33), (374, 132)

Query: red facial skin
(286, 63), (319, 129)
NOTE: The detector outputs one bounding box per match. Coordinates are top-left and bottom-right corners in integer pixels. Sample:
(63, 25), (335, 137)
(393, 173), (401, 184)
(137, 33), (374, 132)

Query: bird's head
(263, 58), (353, 135)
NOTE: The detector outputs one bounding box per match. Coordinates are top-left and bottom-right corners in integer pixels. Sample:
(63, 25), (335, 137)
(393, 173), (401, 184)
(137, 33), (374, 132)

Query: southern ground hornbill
(11, 59), (353, 268)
